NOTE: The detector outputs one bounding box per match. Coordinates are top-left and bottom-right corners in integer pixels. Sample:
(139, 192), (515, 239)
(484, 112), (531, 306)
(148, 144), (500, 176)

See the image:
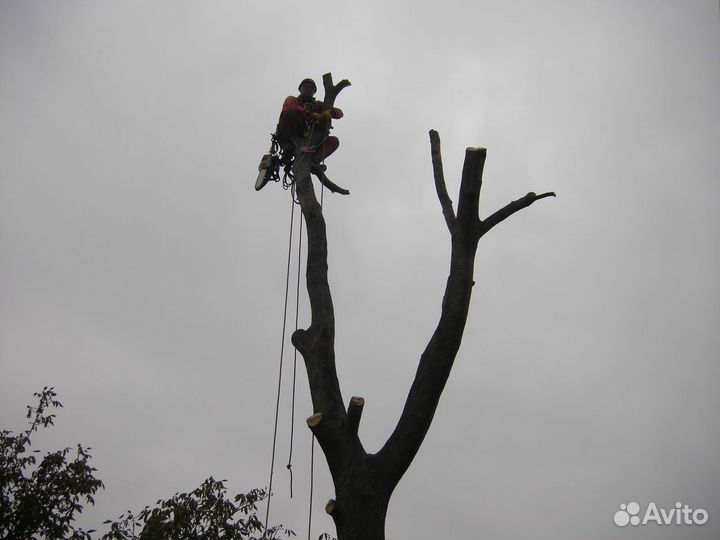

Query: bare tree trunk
(288, 73), (554, 540)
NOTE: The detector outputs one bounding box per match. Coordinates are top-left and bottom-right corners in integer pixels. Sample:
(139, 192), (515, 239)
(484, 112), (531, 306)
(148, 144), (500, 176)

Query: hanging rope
(287, 210), (303, 497)
(263, 196), (297, 534)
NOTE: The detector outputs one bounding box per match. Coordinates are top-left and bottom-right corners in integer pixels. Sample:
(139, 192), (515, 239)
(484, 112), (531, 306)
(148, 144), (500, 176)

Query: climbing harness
(256, 116), (331, 193)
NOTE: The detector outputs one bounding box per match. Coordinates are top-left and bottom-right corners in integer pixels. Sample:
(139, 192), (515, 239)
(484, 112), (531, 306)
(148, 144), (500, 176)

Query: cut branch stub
(350, 396), (365, 407)
(456, 146), (486, 236)
(325, 499), (336, 515)
(347, 396), (365, 436)
(307, 413), (323, 428)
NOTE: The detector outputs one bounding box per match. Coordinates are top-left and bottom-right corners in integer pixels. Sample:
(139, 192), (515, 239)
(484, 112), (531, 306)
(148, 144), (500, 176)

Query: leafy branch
(1, 387), (104, 540)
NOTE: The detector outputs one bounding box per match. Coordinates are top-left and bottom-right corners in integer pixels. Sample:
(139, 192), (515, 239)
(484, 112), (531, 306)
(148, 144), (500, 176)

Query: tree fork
(290, 75), (554, 538)
(379, 132), (554, 490)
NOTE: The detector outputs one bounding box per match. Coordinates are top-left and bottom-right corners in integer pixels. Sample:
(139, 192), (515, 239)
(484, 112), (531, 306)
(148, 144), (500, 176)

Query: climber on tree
(256, 77), (348, 194)
(277, 78), (344, 165)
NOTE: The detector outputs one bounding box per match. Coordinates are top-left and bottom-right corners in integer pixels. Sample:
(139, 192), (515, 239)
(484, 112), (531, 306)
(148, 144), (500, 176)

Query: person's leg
(312, 136), (339, 163)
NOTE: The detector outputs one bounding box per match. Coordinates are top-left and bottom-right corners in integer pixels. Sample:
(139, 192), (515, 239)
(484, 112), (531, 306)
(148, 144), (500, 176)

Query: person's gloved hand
(311, 111), (333, 121)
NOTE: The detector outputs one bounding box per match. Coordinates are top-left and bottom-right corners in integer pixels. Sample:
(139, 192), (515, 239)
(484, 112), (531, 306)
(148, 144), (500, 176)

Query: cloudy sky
(1, 1), (719, 539)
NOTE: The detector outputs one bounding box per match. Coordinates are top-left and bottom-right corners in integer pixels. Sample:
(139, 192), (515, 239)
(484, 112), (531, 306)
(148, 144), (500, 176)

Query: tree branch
(429, 130), (456, 233)
(311, 164), (350, 195)
(379, 143), (484, 487)
(378, 133), (553, 489)
(321, 73), (351, 111)
(480, 191), (556, 237)
(307, 412), (323, 428)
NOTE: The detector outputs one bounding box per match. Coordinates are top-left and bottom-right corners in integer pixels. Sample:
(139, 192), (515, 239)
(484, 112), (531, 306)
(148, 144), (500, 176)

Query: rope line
(264, 196), (296, 535)
(287, 209), (303, 497)
(320, 172), (325, 207)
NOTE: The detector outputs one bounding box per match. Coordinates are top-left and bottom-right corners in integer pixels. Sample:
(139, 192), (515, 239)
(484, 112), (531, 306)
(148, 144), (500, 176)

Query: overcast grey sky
(1, 1), (719, 539)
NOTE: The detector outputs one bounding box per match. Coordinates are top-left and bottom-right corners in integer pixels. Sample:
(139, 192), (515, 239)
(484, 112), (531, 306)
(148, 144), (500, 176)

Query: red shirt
(282, 96), (343, 119)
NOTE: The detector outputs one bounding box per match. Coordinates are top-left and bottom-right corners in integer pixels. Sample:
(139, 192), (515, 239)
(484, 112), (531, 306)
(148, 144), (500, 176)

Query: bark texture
(288, 73), (554, 540)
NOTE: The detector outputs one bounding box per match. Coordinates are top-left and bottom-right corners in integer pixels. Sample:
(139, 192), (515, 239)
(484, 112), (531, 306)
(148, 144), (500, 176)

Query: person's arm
(311, 106), (344, 121)
(282, 96), (306, 114)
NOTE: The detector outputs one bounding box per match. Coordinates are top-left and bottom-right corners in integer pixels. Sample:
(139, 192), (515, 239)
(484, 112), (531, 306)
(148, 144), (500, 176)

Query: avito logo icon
(614, 501), (709, 527)
(614, 502), (641, 526)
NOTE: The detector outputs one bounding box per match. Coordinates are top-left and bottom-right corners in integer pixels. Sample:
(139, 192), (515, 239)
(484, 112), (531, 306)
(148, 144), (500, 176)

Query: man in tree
(256, 76), (350, 194)
(277, 78), (344, 166)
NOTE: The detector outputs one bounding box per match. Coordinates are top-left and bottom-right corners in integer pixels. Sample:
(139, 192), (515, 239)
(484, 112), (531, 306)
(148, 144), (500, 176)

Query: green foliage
(0, 387), (104, 540)
(2, 389), (297, 540)
(101, 478), (294, 540)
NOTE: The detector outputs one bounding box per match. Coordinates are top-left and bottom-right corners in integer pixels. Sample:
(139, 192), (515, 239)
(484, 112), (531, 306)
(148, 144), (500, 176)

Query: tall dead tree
(287, 73), (554, 540)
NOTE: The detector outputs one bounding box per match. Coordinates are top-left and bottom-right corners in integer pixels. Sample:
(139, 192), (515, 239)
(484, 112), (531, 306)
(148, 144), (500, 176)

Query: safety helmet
(298, 78), (317, 92)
